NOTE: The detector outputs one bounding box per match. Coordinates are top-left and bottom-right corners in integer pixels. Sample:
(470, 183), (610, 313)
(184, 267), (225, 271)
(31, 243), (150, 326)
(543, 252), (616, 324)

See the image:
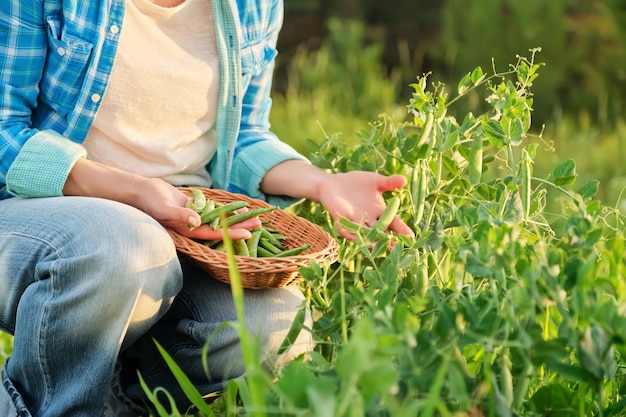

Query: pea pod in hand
(373, 195), (401, 232)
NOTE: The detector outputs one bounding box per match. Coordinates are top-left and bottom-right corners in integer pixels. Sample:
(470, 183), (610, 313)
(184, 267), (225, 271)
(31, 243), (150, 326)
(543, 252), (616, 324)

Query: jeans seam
(38, 254), (65, 412)
(38, 284), (54, 411)
(175, 291), (202, 321)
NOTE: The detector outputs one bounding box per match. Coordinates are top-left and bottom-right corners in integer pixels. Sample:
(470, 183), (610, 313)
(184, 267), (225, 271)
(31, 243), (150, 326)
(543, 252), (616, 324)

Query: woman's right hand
(136, 178), (261, 240)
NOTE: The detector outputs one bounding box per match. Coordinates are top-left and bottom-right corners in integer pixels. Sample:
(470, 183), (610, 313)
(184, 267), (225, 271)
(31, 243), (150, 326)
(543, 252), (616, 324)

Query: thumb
(377, 174), (407, 193)
(182, 207), (201, 228)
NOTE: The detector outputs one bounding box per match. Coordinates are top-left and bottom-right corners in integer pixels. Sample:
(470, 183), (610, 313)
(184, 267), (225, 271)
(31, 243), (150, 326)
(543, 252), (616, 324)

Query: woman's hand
(63, 158), (260, 240)
(135, 178), (262, 240)
(316, 171), (415, 240)
(261, 160), (414, 241)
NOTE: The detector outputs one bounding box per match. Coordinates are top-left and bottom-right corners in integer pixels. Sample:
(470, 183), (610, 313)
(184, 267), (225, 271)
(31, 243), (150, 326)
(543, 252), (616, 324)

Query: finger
(332, 213), (357, 241)
(377, 174), (407, 193)
(219, 228), (254, 241)
(388, 215), (415, 238)
(187, 225), (253, 241)
(181, 207), (201, 228)
(227, 216), (263, 230)
(336, 222), (357, 241)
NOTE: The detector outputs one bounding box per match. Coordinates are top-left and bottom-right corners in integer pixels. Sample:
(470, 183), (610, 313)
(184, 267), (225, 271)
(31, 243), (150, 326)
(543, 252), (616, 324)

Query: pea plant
(144, 49), (626, 417)
(277, 48), (626, 417)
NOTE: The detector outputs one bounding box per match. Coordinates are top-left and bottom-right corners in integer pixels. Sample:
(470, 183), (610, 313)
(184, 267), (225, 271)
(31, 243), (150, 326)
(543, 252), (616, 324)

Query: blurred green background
(270, 0), (626, 210)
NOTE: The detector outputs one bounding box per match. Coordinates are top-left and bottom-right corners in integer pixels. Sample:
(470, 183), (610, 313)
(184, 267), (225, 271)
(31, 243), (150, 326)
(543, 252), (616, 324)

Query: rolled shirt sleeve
(6, 131), (87, 198)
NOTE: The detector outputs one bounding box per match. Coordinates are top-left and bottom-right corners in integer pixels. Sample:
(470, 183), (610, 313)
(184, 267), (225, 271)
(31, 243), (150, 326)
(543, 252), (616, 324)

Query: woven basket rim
(168, 187), (339, 288)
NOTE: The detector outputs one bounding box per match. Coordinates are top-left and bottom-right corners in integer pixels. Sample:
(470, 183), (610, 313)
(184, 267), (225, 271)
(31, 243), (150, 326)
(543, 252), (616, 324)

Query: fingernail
(188, 216), (198, 227)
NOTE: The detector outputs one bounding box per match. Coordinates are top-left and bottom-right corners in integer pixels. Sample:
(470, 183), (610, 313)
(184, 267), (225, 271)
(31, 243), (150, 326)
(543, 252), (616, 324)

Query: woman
(0, 0), (413, 415)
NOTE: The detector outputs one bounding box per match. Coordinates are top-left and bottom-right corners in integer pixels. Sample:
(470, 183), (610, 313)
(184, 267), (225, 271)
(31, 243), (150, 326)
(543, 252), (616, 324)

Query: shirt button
(57, 47), (66, 56)
(110, 25), (120, 34)
(91, 93), (102, 103)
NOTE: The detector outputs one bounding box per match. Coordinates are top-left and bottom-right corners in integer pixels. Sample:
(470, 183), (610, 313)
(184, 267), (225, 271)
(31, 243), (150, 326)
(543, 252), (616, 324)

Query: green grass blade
(153, 339), (216, 417)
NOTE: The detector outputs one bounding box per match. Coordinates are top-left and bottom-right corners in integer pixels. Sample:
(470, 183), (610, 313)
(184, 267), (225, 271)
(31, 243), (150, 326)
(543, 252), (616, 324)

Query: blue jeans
(0, 196), (311, 417)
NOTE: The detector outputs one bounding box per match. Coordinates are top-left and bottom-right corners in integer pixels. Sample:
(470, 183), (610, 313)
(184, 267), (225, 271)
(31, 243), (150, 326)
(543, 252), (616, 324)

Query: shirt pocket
(39, 16), (94, 116)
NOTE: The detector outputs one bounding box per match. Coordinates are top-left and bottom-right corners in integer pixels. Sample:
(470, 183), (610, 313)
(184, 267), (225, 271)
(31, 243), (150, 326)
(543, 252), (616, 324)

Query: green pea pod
(269, 233), (289, 242)
(198, 198), (215, 219)
(420, 111), (435, 142)
(338, 216), (373, 235)
(520, 149), (533, 220)
(277, 306), (306, 355)
(372, 195), (401, 232)
(234, 239), (250, 257)
(246, 228), (263, 257)
(501, 349), (514, 408)
(415, 261), (429, 297)
(209, 216), (221, 230)
(256, 246), (275, 257)
(199, 201), (249, 224)
(275, 243), (310, 257)
(418, 112), (435, 159)
(468, 134), (483, 186)
(212, 242), (226, 252)
(259, 238), (282, 255)
(204, 240), (221, 249)
(411, 160), (428, 226)
(261, 226), (283, 247)
(223, 206), (277, 227)
(191, 188), (207, 212)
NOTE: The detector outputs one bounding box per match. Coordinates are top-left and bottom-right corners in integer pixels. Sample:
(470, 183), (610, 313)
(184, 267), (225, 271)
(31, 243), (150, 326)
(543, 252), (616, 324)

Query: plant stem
(340, 268), (348, 344)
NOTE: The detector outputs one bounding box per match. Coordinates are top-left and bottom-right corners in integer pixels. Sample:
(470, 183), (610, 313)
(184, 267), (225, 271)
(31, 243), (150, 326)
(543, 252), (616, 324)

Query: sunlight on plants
(140, 46), (626, 416)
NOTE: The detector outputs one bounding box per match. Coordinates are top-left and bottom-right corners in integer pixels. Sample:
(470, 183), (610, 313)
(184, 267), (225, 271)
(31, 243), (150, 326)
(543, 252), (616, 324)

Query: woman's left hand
(316, 171), (415, 240)
(261, 160), (414, 241)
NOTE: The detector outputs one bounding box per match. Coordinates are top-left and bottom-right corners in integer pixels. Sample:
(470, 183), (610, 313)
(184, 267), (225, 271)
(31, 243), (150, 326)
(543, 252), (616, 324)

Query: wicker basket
(167, 187), (339, 289)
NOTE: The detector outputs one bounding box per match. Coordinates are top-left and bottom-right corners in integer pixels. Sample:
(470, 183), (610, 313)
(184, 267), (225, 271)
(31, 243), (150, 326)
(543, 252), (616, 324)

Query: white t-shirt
(83, 0), (219, 187)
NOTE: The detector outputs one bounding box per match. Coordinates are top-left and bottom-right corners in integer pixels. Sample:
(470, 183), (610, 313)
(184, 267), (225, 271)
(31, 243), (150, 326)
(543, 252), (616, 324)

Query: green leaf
(543, 360), (593, 384)
(470, 66), (485, 84)
(277, 304), (307, 355)
(465, 253), (493, 277)
(358, 361), (398, 404)
(502, 192), (524, 225)
(275, 361), (318, 408)
(531, 339), (571, 365)
(457, 72), (472, 95)
(483, 120), (506, 147)
(553, 159), (577, 186)
(307, 381), (339, 417)
(577, 325), (616, 380)
(578, 179), (600, 199)
(505, 118), (524, 146)
(425, 213), (444, 251)
(530, 383), (575, 416)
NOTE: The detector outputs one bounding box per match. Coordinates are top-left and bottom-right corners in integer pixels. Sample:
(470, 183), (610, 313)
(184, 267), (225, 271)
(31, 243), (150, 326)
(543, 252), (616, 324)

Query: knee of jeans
(173, 285), (312, 382)
(47, 201), (184, 332)
(243, 286), (313, 368)
(72, 201), (181, 286)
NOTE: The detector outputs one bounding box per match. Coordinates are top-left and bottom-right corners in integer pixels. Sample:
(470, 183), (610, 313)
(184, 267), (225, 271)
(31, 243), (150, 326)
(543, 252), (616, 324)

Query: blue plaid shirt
(0, 0), (306, 206)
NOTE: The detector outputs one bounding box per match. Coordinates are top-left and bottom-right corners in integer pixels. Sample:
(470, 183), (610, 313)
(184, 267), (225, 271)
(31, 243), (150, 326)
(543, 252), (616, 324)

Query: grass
(0, 332), (12, 363)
